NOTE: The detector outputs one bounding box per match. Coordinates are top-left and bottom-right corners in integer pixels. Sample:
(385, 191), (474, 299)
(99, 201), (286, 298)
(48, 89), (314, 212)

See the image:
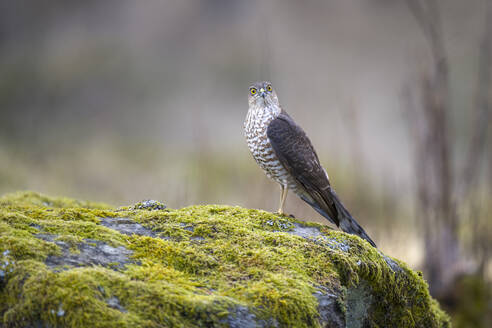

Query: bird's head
(248, 81), (280, 110)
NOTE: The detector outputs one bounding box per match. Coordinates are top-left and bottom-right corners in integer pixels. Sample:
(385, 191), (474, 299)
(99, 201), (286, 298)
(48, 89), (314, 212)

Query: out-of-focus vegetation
(0, 0), (490, 326)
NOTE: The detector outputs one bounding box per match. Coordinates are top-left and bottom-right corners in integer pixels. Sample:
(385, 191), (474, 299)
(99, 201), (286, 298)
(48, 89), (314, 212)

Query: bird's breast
(244, 109), (275, 162)
(244, 108), (299, 191)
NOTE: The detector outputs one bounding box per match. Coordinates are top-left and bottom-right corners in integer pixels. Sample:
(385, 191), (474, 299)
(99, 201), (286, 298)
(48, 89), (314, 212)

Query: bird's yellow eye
(266, 85), (272, 92)
(250, 88), (257, 95)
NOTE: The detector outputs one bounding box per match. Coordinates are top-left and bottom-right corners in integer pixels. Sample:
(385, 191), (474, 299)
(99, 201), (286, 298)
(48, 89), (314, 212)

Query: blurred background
(0, 0), (490, 325)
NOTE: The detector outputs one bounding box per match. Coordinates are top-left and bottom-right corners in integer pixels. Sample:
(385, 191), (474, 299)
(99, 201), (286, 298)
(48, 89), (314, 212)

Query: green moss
(0, 191), (450, 327)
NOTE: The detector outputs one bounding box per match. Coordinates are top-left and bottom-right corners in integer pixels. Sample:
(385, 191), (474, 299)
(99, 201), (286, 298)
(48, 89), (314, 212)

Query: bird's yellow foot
(275, 210), (295, 218)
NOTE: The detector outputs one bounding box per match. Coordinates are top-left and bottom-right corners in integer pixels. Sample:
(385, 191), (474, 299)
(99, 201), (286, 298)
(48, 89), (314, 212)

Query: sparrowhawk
(244, 81), (376, 247)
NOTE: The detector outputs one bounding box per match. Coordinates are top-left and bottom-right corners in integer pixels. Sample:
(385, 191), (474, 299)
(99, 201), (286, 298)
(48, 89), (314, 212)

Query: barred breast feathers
(244, 102), (299, 191)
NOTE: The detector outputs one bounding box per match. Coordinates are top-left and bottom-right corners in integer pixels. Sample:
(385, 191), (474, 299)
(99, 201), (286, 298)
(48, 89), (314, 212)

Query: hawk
(244, 81), (376, 247)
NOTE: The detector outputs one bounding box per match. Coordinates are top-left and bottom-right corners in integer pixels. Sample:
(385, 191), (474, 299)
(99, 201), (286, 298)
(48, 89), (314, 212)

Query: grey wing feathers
(266, 111), (339, 226)
(266, 111), (377, 247)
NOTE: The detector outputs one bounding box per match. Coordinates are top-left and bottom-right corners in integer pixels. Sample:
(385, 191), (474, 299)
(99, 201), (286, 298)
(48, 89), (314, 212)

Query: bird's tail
(331, 191), (377, 248)
(300, 189), (377, 247)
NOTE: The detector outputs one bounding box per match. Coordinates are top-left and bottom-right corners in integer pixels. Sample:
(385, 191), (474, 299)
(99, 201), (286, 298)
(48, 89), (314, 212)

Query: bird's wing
(266, 111), (339, 226)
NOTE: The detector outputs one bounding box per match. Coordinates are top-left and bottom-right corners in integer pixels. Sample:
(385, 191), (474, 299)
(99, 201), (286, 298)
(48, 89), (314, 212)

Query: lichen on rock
(0, 191), (450, 327)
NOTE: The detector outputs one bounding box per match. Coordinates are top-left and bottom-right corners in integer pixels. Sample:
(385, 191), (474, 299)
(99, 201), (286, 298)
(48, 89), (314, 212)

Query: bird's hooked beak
(259, 88), (266, 98)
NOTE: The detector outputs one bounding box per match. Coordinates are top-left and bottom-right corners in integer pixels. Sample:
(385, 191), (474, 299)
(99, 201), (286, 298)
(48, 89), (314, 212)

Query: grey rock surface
(224, 306), (279, 328)
(314, 285), (345, 328)
(346, 282), (373, 328)
(289, 222), (322, 238)
(106, 296), (127, 313)
(35, 234), (133, 269)
(100, 217), (157, 237)
(381, 253), (403, 273)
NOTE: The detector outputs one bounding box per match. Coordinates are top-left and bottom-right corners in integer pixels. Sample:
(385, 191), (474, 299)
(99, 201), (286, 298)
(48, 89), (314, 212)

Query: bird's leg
(277, 185), (288, 215)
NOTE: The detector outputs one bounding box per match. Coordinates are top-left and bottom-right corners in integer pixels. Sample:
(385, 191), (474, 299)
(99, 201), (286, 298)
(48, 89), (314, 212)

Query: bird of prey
(244, 81), (376, 247)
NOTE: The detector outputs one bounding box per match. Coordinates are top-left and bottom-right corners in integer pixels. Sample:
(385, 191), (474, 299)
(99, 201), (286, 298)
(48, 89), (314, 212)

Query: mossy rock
(0, 191), (450, 327)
